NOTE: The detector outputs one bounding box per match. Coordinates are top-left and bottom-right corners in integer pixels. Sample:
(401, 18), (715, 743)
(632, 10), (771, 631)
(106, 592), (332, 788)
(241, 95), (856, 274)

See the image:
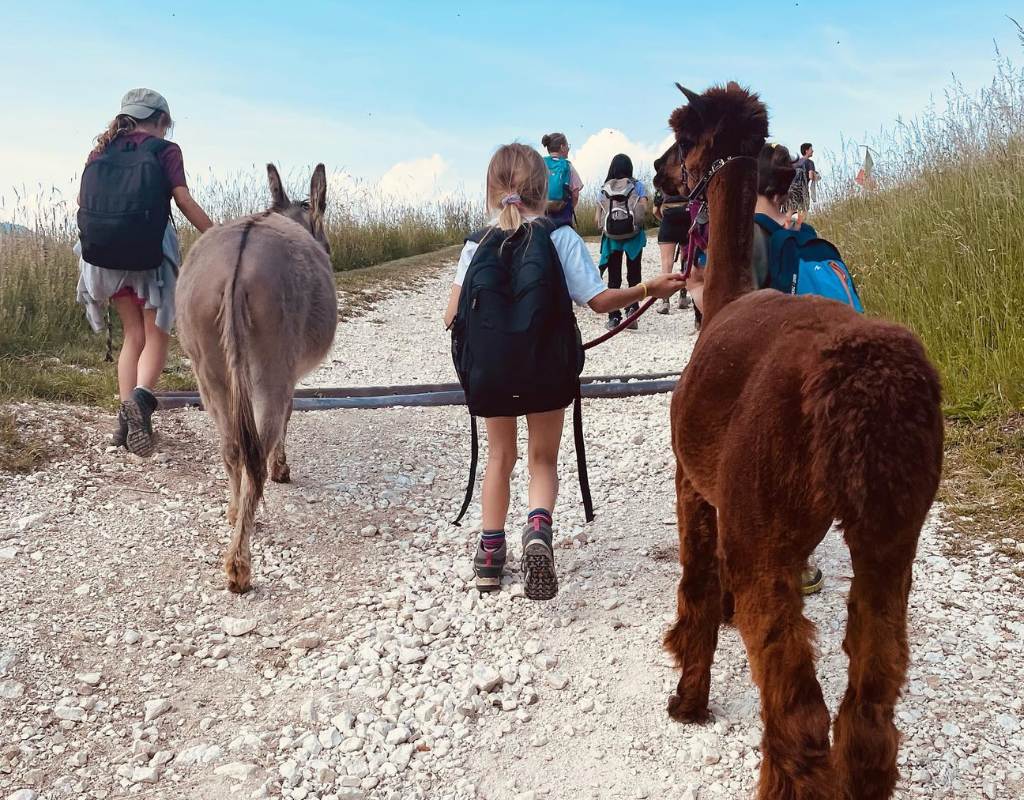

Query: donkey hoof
(667, 694), (711, 724)
(270, 462), (291, 483)
(225, 560), (251, 594)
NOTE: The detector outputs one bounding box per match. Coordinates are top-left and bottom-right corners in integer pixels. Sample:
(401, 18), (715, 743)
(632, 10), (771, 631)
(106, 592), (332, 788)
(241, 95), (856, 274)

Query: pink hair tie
(500, 193), (522, 207)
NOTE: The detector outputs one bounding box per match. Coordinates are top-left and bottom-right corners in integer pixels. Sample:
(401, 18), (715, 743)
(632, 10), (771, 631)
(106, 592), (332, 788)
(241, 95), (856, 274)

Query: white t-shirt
(454, 221), (606, 307)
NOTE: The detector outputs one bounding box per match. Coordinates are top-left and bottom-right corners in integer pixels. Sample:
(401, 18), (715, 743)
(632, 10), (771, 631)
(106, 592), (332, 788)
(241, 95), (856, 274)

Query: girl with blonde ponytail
(443, 143), (685, 601)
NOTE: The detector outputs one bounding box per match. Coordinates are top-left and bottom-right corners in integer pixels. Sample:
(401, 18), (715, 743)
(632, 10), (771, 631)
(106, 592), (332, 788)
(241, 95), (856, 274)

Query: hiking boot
(625, 303), (639, 330)
(109, 407), (128, 448)
(657, 298), (670, 315)
(678, 290), (692, 309)
(122, 387), (158, 458)
(473, 540), (507, 593)
(801, 566), (824, 596)
(605, 313), (622, 331)
(521, 518), (558, 600)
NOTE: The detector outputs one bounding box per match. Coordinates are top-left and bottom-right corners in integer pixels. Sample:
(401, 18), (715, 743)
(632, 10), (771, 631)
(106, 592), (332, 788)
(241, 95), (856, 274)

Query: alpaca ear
(267, 164), (289, 209)
(675, 82), (702, 107)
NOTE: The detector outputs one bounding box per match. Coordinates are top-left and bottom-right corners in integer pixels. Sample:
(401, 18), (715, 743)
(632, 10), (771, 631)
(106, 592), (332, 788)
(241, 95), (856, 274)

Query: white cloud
(568, 129), (676, 188)
(378, 154), (450, 203)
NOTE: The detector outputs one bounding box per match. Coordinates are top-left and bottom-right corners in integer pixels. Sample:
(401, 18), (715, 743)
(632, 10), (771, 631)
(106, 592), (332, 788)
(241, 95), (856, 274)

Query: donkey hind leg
(730, 538), (833, 800)
(832, 532), (917, 800)
(269, 401), (293, 484)
(664, 475), (721, 723)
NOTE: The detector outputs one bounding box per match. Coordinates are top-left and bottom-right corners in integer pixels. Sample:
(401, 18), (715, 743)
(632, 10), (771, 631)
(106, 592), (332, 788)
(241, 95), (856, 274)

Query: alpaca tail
(803, 319), (944, 535)
(222, 223), (266, 520)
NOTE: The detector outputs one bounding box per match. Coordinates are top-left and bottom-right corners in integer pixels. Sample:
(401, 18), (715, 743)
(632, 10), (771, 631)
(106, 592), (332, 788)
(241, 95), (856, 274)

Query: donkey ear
(267, 163), (289, 209)
(309, 163), (327, 235)
(675, 82), (703, 107)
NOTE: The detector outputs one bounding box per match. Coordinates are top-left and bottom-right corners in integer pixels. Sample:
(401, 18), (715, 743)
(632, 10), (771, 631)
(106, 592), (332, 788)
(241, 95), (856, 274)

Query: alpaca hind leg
(664, 475), (720, 723)
(731, 551), (833, 799)
(832, 536), (916, 800)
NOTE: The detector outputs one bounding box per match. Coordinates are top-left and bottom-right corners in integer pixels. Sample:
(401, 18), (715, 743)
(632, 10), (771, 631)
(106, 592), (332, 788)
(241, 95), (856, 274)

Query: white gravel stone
(214, 761), (259, 781)
(221, 617), (258, 637)
(144, 698), (172, 722)
(472, 663), (503, 692)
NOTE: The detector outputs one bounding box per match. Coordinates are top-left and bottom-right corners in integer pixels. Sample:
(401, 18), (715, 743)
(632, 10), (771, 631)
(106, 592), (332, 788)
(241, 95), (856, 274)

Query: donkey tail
(223, 221), (266, 517)
(802, 319), (944, 535)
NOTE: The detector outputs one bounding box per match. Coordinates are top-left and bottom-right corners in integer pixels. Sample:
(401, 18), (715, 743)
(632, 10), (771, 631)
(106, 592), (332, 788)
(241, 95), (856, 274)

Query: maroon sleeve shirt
(86, 131), (188, 191)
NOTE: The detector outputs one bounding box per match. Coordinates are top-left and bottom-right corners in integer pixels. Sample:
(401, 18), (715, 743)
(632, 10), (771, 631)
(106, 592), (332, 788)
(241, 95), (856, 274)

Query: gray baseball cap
(120, 88), (171, 120)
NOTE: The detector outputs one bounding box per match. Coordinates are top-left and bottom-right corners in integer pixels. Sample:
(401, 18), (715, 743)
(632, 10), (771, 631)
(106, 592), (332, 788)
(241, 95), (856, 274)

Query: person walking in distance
(541, 132), (583, 228)
(596, 153), (649, 330)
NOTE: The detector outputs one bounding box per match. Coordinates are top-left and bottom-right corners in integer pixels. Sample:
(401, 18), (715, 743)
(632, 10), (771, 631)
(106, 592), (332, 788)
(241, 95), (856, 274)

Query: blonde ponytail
(485, 144), (548, 231)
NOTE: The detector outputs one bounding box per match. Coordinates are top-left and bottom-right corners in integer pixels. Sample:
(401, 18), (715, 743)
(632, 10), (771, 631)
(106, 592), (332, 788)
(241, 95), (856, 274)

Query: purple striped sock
(481, 529), (505, 552)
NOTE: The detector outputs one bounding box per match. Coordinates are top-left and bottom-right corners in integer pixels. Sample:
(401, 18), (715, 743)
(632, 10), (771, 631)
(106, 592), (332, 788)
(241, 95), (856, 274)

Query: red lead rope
(582, 297), (658, 350)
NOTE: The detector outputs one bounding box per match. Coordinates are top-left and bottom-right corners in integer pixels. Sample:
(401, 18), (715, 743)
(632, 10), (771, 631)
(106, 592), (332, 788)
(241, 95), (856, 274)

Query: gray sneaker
(122, 387), (158, 457)
(521, 518), (558, 600)
(473, 540), (507, 593)
(656, 298), (670, 315)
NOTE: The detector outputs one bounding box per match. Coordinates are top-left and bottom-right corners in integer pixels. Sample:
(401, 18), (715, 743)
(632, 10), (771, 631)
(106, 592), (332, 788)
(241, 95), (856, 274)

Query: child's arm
(443, 284), (461, 329)
(587, 272), (686, 313)
(172, 186), (214, 233)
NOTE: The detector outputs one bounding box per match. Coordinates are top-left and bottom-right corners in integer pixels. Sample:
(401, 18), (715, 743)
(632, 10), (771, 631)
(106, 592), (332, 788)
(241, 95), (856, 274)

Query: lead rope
(450, 415), (478, 527)
(104, 308), (114, 363)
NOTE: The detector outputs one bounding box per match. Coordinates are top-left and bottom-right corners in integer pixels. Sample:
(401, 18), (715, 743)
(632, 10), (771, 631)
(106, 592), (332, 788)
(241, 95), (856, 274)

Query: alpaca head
(668, 82), (768, 192)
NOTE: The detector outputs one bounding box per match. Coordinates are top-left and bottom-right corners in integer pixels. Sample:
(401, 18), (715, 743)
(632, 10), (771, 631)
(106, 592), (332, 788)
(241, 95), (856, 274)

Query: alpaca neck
(701, 158), (758, 325)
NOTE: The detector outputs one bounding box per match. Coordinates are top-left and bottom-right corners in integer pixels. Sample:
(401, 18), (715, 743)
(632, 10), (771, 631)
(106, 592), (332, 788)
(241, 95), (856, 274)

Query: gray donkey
(177, 164), (337, 593)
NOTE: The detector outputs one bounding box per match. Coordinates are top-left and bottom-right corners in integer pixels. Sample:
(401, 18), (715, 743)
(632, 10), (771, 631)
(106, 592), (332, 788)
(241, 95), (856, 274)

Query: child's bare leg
(481, 417), (517, 531)
(474, 417), (518, 592)
(659, 242), (676, 275)
(688, 265), (706, 314)
(112, 297), (144, 400)
(137, 308), (170, 391)
(525, 408), (565, 512)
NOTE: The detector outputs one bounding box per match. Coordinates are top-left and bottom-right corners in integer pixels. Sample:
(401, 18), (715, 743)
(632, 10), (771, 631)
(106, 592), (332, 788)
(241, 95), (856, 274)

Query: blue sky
(0, 0), (1018, 213)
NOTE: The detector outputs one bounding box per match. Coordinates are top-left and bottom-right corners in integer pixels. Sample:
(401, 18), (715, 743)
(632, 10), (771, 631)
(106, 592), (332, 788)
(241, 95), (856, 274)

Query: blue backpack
(754, 214), (864, 313)
(543, 155), (573, 206)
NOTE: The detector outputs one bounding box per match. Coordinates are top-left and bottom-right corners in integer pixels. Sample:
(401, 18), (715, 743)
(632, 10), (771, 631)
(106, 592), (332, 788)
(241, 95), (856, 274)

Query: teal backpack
(754, 214), (864, 313)
(543, 155), (572, 206)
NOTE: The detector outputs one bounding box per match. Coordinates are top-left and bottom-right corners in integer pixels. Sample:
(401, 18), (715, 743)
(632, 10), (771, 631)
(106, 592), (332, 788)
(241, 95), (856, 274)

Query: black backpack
(450, 218), (593, 524)
(77, 137), (173, 271)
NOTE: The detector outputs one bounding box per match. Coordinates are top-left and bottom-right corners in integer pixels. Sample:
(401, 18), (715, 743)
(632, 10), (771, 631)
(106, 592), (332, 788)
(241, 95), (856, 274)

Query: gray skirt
(75, 223), (181, 334)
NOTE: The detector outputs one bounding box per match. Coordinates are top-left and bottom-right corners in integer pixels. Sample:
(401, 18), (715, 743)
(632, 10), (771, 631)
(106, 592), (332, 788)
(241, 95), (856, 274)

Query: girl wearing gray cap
(76, 88), (213, 456)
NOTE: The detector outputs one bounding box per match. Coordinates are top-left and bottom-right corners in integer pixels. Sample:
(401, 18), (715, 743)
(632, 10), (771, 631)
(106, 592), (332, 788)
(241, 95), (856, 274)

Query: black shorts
(657, 208), (691, 244)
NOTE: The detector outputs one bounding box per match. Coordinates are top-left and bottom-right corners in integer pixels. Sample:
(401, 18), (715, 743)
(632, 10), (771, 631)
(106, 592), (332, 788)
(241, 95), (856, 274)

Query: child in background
(541, 132), (583, 228)
(596, 154), (648, 330)
(444, 144), (684, 599)
(76, 88), (213, 456)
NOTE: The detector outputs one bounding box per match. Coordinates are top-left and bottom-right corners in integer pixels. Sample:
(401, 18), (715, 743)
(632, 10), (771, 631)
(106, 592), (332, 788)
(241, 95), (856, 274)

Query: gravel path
(1, 244), (1022, 800)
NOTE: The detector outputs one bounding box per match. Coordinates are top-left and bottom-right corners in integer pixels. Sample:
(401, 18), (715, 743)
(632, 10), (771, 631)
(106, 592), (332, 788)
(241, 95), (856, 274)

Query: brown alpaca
(661, 83), (944, 800)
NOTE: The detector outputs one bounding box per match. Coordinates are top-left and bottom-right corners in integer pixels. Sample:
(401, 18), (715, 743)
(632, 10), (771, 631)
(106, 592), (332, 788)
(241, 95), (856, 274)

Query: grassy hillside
(813, 45), (1024, 534)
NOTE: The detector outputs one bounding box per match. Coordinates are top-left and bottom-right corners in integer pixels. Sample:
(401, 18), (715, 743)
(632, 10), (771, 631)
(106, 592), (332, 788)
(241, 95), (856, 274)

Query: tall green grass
(814, 47), (1024, 416)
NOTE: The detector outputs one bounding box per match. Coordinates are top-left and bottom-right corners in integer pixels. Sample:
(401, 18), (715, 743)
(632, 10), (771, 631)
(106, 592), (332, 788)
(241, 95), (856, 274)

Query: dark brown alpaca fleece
(660, 82), (944, 800)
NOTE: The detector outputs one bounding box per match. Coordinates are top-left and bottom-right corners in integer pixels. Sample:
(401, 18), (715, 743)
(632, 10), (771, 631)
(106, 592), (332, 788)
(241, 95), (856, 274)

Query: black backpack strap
(573, 387), (595, 523)
(140, 137), (173, 155)
(451, 415), (479, 527)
